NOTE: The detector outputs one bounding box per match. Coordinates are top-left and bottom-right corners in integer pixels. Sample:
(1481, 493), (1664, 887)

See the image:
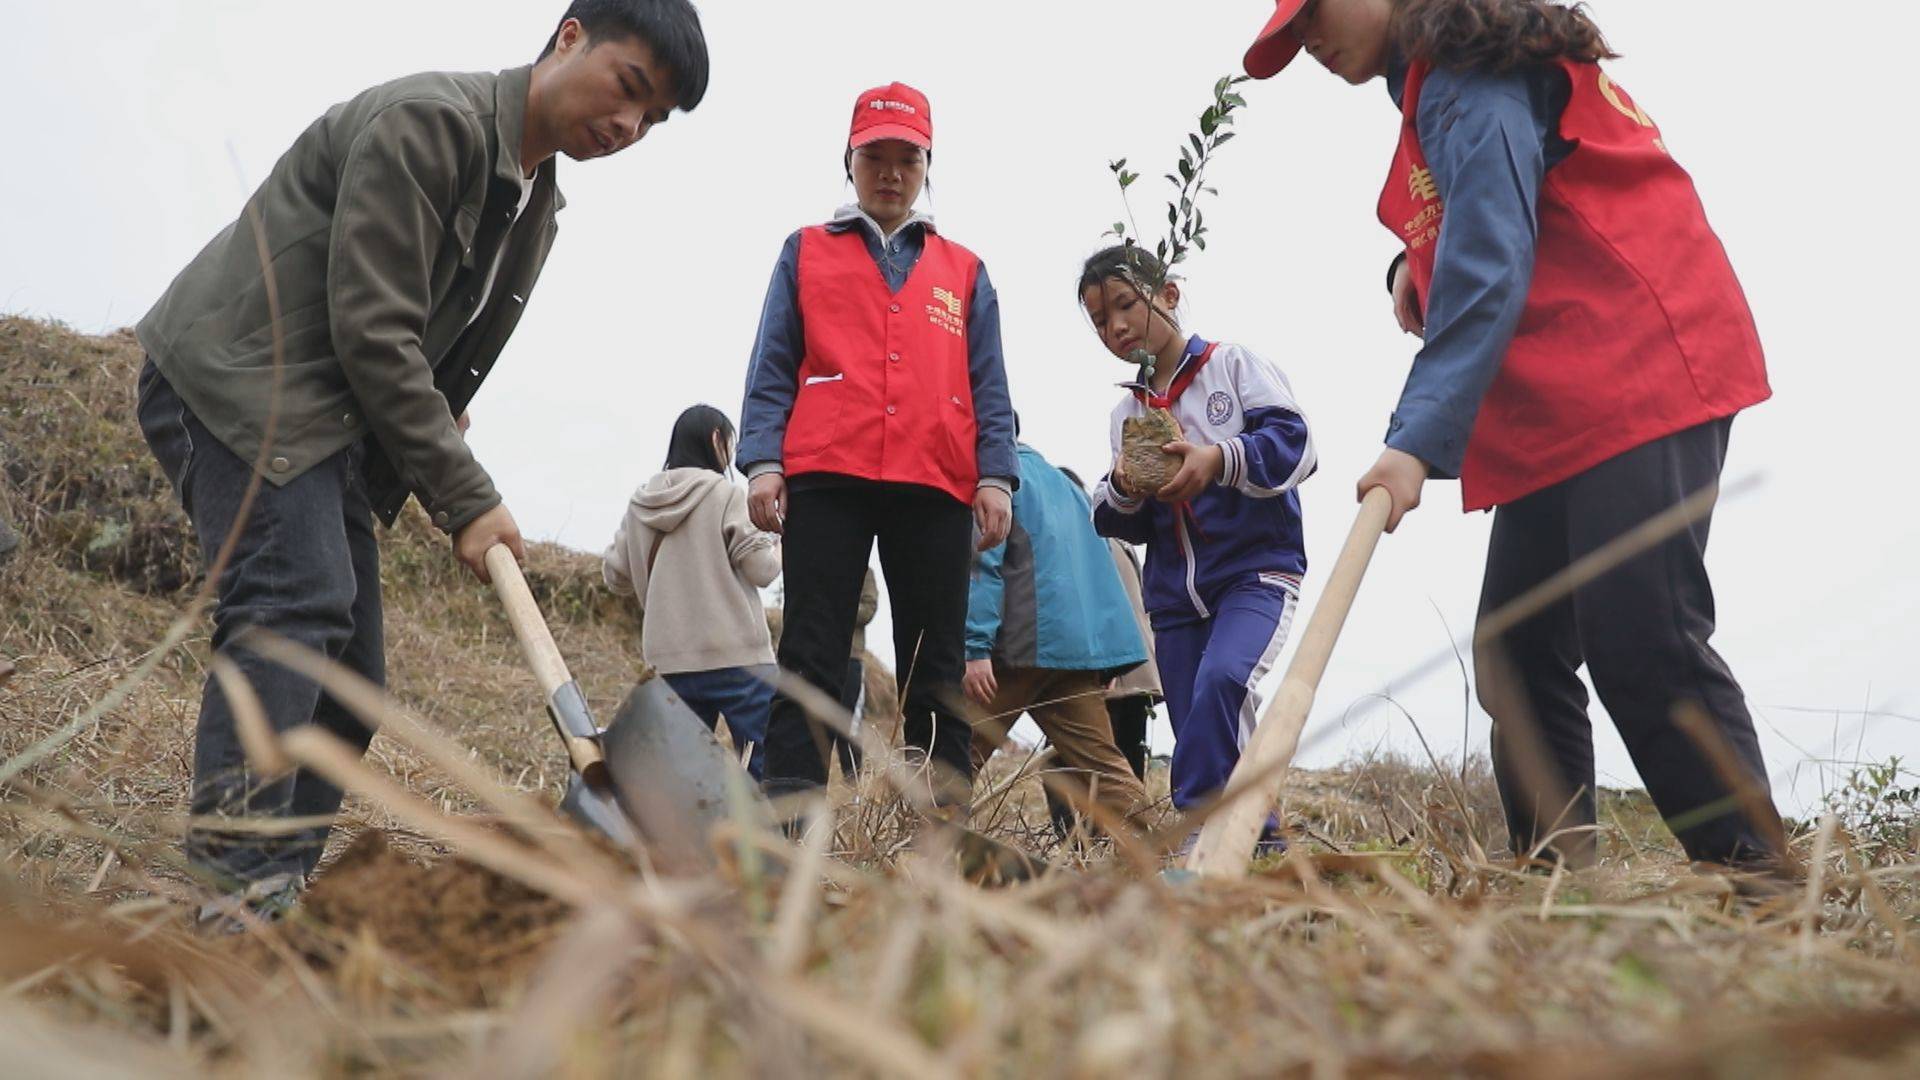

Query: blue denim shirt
(736, 207), (1019, 489)
(1384, 61), (1573, 479)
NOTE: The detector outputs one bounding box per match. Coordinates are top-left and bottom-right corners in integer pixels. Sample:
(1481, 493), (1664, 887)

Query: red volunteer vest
(1379, 59), (1770, 511)
(783, 225), (981, 504)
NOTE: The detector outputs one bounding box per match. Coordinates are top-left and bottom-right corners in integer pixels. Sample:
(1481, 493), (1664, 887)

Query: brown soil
(1120, 407), (1183, 493)
(278, 831), (570, 1008)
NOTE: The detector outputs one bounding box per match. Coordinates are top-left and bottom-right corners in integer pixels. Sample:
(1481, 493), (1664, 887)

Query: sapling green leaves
(1103, 74), (1253, 300)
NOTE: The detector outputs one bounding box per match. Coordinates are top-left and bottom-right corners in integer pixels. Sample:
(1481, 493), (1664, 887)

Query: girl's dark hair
(540, 0), (711, 110)
(663, 404), (734, 473)
(1075, 244), (1180, 330)
(1389, 0), (1617, 73)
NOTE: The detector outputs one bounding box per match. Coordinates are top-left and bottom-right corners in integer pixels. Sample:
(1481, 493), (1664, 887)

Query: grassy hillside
(2, 317), (1916, 1076)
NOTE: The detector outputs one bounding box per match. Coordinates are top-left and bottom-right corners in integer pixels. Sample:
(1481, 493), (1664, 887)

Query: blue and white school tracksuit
(1092, 336), (1315, 811)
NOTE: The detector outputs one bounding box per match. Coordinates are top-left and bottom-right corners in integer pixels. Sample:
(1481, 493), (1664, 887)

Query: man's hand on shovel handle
(748, 472), (787, 534)
(1357, 447), (1427, 534)
(455, 503), (525, 583)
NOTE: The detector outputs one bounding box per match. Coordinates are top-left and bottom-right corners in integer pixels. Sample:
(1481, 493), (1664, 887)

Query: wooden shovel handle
(485, 544), (604, 773)
(1186, 485), (1394, 877)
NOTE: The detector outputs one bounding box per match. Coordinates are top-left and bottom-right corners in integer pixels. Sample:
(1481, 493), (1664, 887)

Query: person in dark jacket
(965, 442), (1149, 825)
(737, 81), (1016, 810)
(1242, 0), (1784, 869)
(135, 0), (711, 921)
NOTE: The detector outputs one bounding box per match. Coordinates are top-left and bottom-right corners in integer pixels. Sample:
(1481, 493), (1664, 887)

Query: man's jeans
(136, 359), (383, 889)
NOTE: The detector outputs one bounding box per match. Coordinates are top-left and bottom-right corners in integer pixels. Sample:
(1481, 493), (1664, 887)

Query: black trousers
(835, 656), (865, 775)
(765, 481), (974, 798)
(1474, 418), (1782, 866)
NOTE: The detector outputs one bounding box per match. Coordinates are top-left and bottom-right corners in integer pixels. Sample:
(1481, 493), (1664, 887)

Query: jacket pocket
(226, 300), (331, 368)
(784, 377), (844, 456)
(943, 391), (978, 476)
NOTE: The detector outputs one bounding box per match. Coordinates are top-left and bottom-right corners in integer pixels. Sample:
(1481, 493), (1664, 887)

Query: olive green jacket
(136, 65), (562, 532)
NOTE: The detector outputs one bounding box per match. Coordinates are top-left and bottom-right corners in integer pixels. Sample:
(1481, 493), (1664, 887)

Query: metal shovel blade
(599, 677), (775, 872)
(558, 766), (641, 850)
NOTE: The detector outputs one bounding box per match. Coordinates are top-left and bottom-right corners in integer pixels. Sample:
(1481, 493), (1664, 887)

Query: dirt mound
(0, 319), (196, 593)
(286, 831), (570, 1007)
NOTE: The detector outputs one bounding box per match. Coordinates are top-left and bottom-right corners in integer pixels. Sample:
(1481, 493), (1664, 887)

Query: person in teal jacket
(964, 438), (1150, 826)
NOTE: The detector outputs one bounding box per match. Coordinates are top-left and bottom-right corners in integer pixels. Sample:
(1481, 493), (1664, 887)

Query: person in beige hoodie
(604, 406), (781, 778)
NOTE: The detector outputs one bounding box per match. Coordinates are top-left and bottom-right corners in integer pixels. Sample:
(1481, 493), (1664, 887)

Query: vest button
(888, 352), (900, 362)
(889, 303), (900, 314)
(269, 456), (291, 474)
(886, 405), (897, 416)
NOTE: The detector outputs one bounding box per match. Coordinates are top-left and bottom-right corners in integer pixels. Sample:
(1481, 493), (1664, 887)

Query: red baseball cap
(1244, 0), (1310, 80)
(849, 82), (933, 150)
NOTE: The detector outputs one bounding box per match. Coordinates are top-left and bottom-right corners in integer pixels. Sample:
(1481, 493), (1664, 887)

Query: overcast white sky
(4, 2), (1914, 815)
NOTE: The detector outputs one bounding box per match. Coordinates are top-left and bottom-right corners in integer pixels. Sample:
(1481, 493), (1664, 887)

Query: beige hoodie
(603, 468), (780, 675)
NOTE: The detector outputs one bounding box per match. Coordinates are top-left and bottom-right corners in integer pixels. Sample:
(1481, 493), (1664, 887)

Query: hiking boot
(195, 871), (305, 935)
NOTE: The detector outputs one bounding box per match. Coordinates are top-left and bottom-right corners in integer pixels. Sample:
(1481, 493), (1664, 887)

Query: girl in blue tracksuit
(1079, 245), (1316, 825)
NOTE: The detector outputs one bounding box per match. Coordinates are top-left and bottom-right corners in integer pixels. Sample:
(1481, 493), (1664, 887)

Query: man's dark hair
(540, 0), (711, 111)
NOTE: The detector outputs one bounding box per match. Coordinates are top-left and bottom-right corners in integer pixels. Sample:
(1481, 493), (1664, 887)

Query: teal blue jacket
(966, 445), (1147, 678)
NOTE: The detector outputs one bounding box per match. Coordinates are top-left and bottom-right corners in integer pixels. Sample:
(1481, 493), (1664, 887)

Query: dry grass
(3, 318), (1917, 1076)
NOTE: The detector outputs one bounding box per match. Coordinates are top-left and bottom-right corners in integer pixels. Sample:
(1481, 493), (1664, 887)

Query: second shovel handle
(486, 544), (573, 700)
(1185, 486), (1393, 876)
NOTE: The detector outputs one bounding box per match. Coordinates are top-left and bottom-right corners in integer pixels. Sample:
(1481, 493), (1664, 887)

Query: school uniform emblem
(1207, 390), (1233, 426)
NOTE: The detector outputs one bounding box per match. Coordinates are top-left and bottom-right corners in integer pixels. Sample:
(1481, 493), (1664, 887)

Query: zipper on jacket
(1175, 511), (1210, 619)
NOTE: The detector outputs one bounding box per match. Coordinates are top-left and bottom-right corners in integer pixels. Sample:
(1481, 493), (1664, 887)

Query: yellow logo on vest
(926, 286), (965, 337)
(1598, 70), (1667, 155)
(1408, 165), (1439, 203)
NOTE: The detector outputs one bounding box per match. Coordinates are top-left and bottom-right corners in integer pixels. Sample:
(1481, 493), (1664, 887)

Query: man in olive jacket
(134, 0), (709, 918)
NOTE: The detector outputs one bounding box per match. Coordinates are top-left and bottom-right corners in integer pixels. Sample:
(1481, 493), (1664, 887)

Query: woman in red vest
(736, 82), (1017, 808)
(1241, 0), (1785, 870)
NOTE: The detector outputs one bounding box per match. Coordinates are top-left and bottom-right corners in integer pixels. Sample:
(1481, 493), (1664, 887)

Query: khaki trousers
(969, 666), (1148, 824)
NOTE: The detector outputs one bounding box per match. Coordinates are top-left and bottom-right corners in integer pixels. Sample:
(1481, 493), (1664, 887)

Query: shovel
(486, 545), (775, 869)
(1184, 486), (1394, 877)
